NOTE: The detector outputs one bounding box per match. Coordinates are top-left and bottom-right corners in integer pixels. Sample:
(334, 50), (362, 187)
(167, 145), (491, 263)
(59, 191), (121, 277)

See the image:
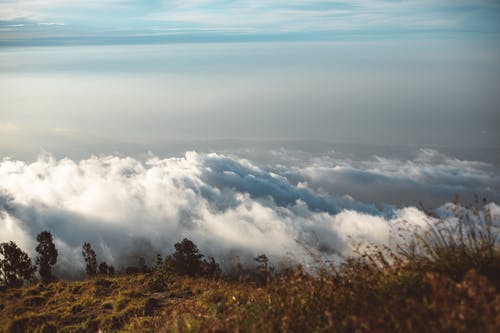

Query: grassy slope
(0, 263), (499, 333)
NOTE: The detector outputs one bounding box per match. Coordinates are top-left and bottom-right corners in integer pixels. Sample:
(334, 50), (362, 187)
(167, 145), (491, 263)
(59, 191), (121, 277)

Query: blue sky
(1, 0), (500, 45)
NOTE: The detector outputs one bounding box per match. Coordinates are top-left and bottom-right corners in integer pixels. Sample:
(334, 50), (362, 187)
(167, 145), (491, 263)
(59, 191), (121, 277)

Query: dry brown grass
(1, 263), (498, 332)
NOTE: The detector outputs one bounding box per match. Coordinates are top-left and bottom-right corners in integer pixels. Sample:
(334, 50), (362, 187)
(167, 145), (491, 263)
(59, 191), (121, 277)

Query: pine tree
(171, 238), (204, 276)
(35, 231), (58, 283)
(82, 242), (97, 277)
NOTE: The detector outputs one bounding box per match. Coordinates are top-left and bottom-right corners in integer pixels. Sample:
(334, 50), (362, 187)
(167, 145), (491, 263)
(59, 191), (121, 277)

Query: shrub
(201, 257), (222, 279)
(147, 269), (169, 292)
(143, 297), (158, 316)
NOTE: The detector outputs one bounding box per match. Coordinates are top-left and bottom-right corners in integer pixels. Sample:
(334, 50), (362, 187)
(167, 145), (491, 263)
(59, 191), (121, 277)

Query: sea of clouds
(0, 149), (498, 278)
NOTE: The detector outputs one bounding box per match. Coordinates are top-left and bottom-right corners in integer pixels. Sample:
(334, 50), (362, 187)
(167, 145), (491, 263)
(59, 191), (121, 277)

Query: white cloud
(298, 149), (499, 207)
(0, 150), (497, 277)
(38, 22), (64, 26)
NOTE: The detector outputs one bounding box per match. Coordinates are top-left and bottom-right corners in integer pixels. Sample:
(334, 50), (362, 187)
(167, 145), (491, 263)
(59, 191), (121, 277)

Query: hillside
(1, 259), (499, 333)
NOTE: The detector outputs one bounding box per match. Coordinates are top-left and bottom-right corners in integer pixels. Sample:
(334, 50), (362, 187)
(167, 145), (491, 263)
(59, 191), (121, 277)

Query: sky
(0, 40), (499, 159)
(0, 1), (499, 273)
(1, 1), (500, 45)
(1, 0), (500, 156)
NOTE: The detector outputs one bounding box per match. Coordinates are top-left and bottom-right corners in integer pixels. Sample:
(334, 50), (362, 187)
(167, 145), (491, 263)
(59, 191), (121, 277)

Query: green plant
(0, 241), (36, 288)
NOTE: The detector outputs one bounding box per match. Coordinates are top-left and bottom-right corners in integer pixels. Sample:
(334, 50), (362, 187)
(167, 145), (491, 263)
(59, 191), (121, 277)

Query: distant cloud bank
(0, 150), (498, 277)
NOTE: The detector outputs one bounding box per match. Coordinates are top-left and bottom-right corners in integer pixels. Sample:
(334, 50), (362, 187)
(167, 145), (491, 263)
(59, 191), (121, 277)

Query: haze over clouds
(1, 1), (499, 278)
(0, 150), (498, 277)
(1, 41), (499, 158)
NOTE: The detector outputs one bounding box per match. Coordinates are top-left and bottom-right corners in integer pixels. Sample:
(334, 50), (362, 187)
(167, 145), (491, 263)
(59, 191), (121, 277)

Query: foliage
(201, 256), (222, 279)
(98, 261), (108, 275)
(254, 254), (271, 285)
(35, 231), (58, 283)
(82, 242), (97, 277)
(147, 254), (170, 292)
(98, 261), (116, 276)
(0, 241), (36, 288)
(170, 238), (204, 276)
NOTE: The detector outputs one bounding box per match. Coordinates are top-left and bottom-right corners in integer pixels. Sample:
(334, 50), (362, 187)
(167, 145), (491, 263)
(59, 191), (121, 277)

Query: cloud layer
(0, 150), (498, 277)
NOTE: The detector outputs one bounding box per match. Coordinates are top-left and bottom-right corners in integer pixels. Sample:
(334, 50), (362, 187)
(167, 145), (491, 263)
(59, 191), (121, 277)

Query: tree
(35, 231), (58, 283)
(202, 256), (222, 279)
(98, 262), (109, 275)
(148, 253), (168, 292)
(254, 254), (271, 285)
(155, 253), (163, 269)
(82, 242), (97, 277)
(171, 238), (204, 276)
(254, 254), (269, 270)
(0, 241), (36, 287)
(138, 256), (148, 273)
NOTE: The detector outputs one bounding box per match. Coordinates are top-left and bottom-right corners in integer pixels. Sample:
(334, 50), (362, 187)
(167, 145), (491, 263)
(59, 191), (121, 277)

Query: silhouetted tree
(98, 262), (109, 275)
(0, 241), (36, 287)
(82, 242), (97, 277)
(254, 254), (269, 270)
(254, 254), (271, 285)
(138, 256), (148, 273)
(164, 255), (174, 274)
(202, 256), (222, 279)
(107, 265), (115, 276)
(35, 231), (58, 283)
(171, 238), (204, 276)
(155, 253), (163, 269)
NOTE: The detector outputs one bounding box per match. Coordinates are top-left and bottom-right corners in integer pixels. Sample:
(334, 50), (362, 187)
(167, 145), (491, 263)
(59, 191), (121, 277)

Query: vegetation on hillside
(0, 199), (499, 332)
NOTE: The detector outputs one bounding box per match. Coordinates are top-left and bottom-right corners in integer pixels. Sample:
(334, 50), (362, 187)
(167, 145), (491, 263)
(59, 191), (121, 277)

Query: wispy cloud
(1, 0), (499, 45)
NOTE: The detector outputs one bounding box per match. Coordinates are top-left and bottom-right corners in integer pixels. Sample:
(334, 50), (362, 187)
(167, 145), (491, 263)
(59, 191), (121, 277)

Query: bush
(147, 270), (169, 292)
(143, 297), (158, 316)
